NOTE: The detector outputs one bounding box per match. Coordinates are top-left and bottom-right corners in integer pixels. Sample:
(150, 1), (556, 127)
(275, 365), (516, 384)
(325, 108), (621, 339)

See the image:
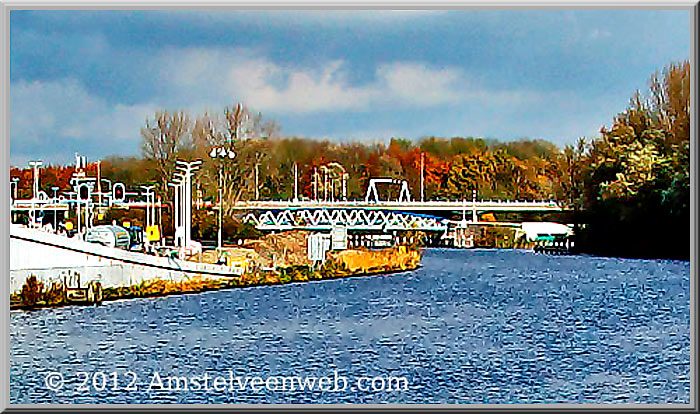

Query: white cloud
(10, 78), (156, 162)
(155, 47), (490, 114)
(229, 59), (374, 112)
(376, 62), (463, 106)
(10, 47), (545, 164)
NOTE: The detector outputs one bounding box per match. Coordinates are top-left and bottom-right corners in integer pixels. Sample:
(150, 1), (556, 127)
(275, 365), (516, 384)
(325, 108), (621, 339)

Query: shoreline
(10, 245), (422, 311)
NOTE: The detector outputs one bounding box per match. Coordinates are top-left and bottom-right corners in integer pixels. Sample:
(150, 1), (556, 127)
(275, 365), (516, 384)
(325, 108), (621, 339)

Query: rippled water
(11, 249), (690, 404)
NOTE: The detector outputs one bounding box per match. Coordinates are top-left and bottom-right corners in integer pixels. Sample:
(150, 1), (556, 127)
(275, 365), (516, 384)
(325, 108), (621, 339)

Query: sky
(9, 9), (691, 166)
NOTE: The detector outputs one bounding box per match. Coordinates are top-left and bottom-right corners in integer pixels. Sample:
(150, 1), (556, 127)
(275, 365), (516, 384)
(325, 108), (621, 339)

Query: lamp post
(28, 160), (43, 200)
(175, 160), (202, 247)
(52, 187), (59, 232)
(209, 147), (235, 250)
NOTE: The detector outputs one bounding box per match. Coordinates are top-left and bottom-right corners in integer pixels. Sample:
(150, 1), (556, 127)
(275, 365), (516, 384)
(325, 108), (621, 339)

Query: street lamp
(28, 160), (43, 199)
(209, 147), (235, 250)
(175, 160), (202, 247)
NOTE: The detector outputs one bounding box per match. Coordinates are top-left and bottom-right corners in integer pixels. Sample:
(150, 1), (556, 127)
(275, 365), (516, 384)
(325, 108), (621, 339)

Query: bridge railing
(230, 199), (562, 208)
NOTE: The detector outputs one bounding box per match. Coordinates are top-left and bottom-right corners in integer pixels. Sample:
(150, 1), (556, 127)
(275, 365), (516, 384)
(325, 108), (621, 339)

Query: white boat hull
(10, 225), (237, 295)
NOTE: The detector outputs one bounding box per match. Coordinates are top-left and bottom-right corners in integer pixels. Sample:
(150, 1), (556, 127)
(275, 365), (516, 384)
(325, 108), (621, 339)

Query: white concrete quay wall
(10, 225), (234, 295)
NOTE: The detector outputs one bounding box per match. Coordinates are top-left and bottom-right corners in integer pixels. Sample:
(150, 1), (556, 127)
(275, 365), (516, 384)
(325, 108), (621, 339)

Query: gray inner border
(1, 1), (696, 411)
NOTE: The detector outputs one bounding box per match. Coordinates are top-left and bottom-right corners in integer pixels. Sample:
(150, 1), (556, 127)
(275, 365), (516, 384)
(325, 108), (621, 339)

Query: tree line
(11, 60), (689, 259)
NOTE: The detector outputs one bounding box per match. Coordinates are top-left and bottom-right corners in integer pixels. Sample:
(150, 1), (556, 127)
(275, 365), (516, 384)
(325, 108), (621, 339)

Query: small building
(520, 222), (573, 242)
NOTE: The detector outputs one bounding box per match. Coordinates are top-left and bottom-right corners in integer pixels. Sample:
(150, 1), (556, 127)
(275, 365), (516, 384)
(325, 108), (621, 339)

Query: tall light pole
(28, 160), (43, 199)
(175, 160), (202, 247)
(209, 147), (235, 250)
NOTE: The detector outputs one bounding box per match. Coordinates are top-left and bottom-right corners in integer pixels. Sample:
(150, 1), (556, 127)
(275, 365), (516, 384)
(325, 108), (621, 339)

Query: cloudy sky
(10, 9), (691, 166)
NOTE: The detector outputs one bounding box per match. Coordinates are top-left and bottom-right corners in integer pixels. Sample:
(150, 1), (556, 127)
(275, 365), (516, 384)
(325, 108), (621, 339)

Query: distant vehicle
(84, 225), (131, 250)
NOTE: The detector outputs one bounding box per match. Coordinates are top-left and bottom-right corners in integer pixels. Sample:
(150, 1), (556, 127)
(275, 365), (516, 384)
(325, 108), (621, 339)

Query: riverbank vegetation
(12, 244), (421, 310)
(10, 60), (689, 259)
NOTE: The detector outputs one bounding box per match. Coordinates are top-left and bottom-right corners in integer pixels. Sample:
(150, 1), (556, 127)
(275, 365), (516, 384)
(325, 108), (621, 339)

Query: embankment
(11, 243), (422, 310)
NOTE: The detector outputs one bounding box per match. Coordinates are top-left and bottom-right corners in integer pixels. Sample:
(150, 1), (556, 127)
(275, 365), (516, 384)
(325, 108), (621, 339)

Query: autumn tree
(577, 59), (690, 259)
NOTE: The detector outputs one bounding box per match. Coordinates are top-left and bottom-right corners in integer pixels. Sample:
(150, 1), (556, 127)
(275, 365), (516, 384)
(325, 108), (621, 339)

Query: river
(10, 249), (690, 404)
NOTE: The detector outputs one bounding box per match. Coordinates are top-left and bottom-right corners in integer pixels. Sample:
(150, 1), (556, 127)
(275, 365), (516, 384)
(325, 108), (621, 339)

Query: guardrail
(230, 199), (563, 211)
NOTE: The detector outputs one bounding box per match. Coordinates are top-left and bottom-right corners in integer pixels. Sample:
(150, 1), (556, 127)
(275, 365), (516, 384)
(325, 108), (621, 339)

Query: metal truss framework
(244, 208), (450, 232)
(230, 199), (564, 212)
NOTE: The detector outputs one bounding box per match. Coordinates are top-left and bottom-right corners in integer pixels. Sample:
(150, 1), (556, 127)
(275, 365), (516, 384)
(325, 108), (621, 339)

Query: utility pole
(313, 167), (318, 202)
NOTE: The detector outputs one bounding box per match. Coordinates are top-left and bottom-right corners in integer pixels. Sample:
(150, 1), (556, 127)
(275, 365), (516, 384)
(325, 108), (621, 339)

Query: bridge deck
(230, 200), (564, 212)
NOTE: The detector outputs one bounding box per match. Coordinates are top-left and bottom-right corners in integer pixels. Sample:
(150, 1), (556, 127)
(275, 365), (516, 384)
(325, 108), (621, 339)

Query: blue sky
(9, 9), (691, 166)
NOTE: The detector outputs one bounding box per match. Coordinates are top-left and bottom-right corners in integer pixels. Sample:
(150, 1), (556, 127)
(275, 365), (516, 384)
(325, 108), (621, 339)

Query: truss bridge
(243, 208), (450, 232)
